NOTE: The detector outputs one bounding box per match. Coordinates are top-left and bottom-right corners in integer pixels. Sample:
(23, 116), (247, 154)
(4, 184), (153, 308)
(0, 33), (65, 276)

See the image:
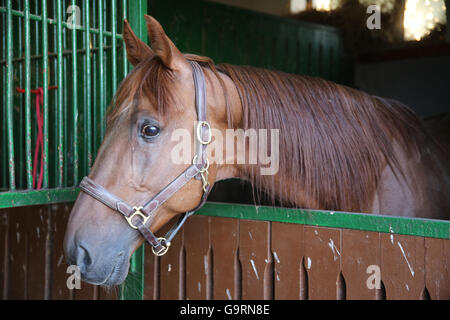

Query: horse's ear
(144, 15), (189, 73)
(123, 19), (154, 66)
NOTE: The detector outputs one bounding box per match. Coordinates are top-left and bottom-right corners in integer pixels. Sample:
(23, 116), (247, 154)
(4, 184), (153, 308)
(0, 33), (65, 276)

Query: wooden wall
(0, 204), (117, 299)
(1, 205), (449, 299)
(144, 215), (450, 300)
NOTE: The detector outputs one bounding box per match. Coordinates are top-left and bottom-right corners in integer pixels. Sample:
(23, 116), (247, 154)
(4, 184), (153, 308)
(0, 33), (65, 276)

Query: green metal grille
(148, 0), (353, 85)
(0, 0), (138, 201)
(0, 0), (351, 207)
(0, 0), (147, 300)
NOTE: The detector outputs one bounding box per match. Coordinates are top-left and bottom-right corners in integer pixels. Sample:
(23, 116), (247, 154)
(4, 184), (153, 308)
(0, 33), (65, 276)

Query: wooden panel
(238, 220), (272, 300)
(8, 207), (29, 299)
(50, 203), (101, 300)
(159, 219), (184, 300)
(7, 206), (48, 299)
(341, 229), (380, 300)
(303, 226), (342, 299)
(2, 202), (448, 300)
(271, 222), (304, 300)
(424, 237), (450, 300)
(1, 203), (114, 300)
(51, 203), (74, 299)
(0, 209), (9, 299)
(183, 215), (211, 299)
(381, 234), (425, 299)
(210, 216), (239, 300)
(143, 243), (159, 300)
(25, 205), (49, 299)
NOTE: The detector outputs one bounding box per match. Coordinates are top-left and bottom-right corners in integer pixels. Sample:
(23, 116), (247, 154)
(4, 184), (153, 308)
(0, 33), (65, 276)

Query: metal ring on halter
(192, 155), (209, 172)
(196, 121), (212, 145)
(152, 237), (171, 256)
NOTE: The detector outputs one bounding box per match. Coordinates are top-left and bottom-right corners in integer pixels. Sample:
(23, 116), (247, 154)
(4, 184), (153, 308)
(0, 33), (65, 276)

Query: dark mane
(108, 54), (433, 212)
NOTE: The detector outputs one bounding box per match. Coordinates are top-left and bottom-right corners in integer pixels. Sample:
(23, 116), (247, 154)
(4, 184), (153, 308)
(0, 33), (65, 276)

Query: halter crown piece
(79, 61), (212, 256)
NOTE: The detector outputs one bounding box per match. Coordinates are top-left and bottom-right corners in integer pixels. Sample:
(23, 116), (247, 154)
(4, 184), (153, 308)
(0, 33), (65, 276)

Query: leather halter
(78, 61), (212, 256)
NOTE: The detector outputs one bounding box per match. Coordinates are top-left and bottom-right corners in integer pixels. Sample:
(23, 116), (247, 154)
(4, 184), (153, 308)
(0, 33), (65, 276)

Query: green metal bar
(51, 1), (57, 187)
(111, 0), (117, 94)
(71, 0), (79, 185)
(0, 7), (124, 39)
(122, 0), (127, 78)
(128, 0), (148, 53)
(196, 202), (450, 240)
(0, 187), (80, 209)
(1, 5), (7, 189)
(17, 1), (24, 189)
(24, 0), (33, 189)
(5, 0), (16, 190)
(84, 0), (92, 170)
(92, 2), (98, 156)
(0, 46), (116, 65)
(98, 0), (106, 140)
(63, 6), (69, 186)
(42, 0), (49, 188)
(57, 1), (64, 187)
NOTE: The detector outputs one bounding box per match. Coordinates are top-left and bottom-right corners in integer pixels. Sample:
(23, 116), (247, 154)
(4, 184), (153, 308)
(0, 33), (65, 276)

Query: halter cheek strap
(79, 61), (212, 256)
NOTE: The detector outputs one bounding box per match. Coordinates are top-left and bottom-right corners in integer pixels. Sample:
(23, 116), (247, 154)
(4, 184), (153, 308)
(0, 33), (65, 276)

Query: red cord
(16, 86), (58, 189)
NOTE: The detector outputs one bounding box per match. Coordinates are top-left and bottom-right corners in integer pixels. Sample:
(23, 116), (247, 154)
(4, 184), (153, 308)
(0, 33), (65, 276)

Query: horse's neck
(212, 70), (319, 209)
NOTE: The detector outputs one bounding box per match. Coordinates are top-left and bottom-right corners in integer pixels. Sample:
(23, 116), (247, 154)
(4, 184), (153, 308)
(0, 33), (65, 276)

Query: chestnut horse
(64, 15), (449, 285)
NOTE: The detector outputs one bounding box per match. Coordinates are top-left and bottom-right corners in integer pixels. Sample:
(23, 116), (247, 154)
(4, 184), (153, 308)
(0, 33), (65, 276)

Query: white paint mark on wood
(273, 251), (280, 264)
(250, 259), (259, 280)
(389, 226), (395, 244)
(328, 239), (341, 261)
(57, 254), (64, 267)
(397, 242), (415, 277)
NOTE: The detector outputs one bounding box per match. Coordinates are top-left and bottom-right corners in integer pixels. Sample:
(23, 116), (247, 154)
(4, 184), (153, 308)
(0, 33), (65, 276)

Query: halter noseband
(78, 61), (212, 256)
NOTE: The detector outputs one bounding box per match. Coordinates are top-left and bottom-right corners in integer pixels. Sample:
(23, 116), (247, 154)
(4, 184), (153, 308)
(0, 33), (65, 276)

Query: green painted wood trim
(0, 187), (79, 209)
(196, 202), (450, 240)
(0, 192), (447, 240)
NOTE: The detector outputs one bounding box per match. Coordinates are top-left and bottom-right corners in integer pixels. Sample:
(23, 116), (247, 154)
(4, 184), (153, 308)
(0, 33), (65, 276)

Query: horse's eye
(141, 124), (160, 138)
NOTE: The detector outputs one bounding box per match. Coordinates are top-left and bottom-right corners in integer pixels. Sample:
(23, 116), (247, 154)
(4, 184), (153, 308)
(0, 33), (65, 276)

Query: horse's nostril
(76, 244), (93, 273)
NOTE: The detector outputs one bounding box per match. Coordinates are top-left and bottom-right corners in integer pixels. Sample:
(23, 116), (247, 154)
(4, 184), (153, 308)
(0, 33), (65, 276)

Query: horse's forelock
(107, 56), (179, 127)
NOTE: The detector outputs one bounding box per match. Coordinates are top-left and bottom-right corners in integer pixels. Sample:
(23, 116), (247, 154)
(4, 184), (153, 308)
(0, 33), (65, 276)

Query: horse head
(63, 15), (238, 285)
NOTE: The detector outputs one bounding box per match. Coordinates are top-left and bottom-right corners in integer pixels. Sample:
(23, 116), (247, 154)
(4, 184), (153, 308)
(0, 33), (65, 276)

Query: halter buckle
(152, 237), (171, 256)
(126, 207), (150, 230)
(192, 155), (210, 192)
(196, 121), (212, 145)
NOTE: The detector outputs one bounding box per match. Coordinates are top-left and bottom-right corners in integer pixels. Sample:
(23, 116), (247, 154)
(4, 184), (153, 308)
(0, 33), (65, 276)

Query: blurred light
(290, 0), (307, 14)
(404, 0), (447, 41)
(313, 0), (332, 11)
